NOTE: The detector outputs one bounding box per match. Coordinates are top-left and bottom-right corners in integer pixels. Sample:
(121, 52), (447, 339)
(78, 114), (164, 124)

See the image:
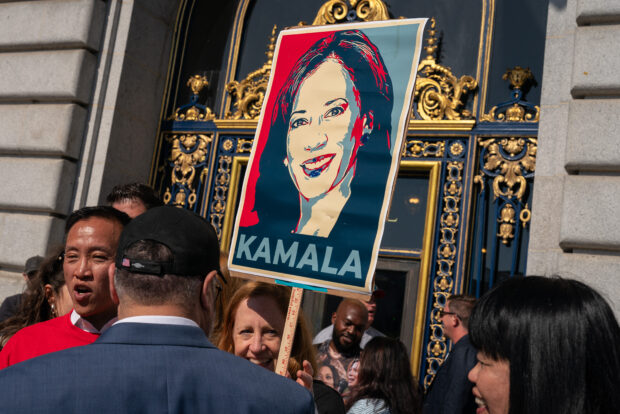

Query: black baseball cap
(23, 255), (44, 276)
(115, 206), (220, 277)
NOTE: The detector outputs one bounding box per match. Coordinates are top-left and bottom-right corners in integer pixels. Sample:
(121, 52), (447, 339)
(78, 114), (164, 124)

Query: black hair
(469, 276), (620, 414)
(318, 363), (340, 387)
(105, 183), (163, 209)
(114, 240), (204, 312)
(65, 206), (131, 235)
(0, 246), (66, 347)
(347, 337), (422, 414)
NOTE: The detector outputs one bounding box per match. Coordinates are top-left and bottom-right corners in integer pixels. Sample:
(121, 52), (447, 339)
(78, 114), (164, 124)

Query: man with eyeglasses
(423, 294), (478, 414)
(0, 206), (314, 413)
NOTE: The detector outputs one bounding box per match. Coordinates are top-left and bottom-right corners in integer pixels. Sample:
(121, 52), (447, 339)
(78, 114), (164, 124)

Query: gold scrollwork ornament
(209, 155), (234, 239)
(414, 18), (477, 121)
(402, 139), (445, 158)
(171, 75), (216, 122)
(312, 0), (389, 25)
(497, 204), (516, 244)
(479, 137), (537, 200)
(482, 66), (540, 122)
(226, 26), (277, 120)
(237, 138), (253, 153)
(164, 133), (212, 208)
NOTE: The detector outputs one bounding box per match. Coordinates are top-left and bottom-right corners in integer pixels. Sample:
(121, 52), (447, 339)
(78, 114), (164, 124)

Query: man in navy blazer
(0, 206), (314, 414)
(423, 295), (478, 414)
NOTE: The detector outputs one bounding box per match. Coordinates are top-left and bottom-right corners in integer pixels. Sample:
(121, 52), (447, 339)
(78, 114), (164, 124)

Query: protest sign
(229, 19), (427, 297)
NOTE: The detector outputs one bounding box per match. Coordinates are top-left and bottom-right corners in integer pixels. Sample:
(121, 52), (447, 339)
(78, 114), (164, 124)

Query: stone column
(528, 0), (620, 315)
(0, 0), (178, 299)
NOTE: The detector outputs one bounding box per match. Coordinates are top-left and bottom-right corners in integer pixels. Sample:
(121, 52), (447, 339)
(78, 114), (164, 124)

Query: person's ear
(331, 312), (337, 325)
(362, 111), (374, 135)
(108, 263), (119, 305)
(200, 270), (218, 311)
(44, 284), (54, 306)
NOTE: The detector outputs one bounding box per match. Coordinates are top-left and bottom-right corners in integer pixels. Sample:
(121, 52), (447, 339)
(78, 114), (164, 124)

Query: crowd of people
(0, 182), (618, 414)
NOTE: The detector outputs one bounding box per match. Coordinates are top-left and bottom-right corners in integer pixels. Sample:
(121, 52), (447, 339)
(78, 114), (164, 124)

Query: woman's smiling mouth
(300, 154), (335, 177)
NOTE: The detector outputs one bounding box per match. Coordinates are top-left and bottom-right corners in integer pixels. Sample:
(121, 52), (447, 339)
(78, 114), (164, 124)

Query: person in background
(468, 276), (620, 414)
(209, 250), (245, 344)
(317, 363), (339, 390)
(346, 337), (422, 414)
(0, 255), (44, 322)
(0, 206), (314, 413)
(0, 247), (72, 347)
(313, 287), (386, 349)
(218, 281), (346, 414)
(106, 182), (163, 218)
(423, 294), (477, 414)
(315, 299), (368, 402)
(0, 206), (130, 368)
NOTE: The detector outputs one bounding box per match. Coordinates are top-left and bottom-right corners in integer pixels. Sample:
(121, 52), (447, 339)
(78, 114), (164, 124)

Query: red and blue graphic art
(229, 19), (427, 296)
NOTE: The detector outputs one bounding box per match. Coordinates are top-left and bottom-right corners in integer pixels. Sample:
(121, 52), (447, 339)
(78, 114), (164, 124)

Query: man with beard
(315, 299), (368, 401)
(313, 287), (385, 348)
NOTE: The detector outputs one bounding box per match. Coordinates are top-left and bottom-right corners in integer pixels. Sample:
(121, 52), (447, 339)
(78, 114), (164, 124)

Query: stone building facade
(527, 0), (620, 313)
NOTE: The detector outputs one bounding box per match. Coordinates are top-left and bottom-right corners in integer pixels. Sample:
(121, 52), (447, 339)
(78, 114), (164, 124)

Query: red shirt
(0, 312), (99, 368)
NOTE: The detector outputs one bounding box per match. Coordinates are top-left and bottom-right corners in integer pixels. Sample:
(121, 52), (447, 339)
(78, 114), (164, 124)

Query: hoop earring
(50, 303), (57, 318)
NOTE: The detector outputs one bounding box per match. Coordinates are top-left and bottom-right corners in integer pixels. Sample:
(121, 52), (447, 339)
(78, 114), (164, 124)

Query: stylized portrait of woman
(252, 29), (394, 238)
(230, 20), (426, 290)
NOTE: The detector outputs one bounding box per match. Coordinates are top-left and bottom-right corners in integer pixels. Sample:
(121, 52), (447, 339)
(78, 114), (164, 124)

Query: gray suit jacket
(0, 322), (314, 414)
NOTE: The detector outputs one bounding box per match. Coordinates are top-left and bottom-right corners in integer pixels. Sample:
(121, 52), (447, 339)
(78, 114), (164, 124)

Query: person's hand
(295, 360), (314, 394)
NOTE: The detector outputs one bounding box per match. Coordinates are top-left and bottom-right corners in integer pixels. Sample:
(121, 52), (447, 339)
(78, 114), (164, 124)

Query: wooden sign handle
(275, 286), (304, 376)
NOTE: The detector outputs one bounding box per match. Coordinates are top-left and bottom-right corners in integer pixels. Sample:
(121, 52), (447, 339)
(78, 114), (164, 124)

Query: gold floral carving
(162, 133), (212, 208)
(226, 26), (277, 120)
(477, 137), (536, 200)
(497, 204), (516, 244)
(171, 75), (216, 121)
(312, 0), (389, 25)
(414, 18), (477, 121)
(424, 161), (463, 389)
(402, 139), (445, 158)
(450, 142), (464, 157)
(482, 66), (540, 122)
(222, 139), (234, 152)
(474, 137), (537, 245)
(209, 155), (233, 239)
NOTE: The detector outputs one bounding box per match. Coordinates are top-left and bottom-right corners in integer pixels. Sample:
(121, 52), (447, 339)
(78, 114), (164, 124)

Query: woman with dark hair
(236, 29), (394, 285)
(467, 276), (620, 414)
(317, 363), (340, 390)
(0, 246), (72, 347)
(251, 29), (393, 234)
(346, 337), (422, 414)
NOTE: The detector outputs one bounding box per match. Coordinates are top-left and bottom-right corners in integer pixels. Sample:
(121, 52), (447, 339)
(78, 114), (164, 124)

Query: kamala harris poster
(228, 19), (427, 296)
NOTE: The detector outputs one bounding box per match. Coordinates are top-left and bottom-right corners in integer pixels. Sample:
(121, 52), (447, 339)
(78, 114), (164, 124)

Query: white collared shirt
(70, 309), (117, 334)
(114, 315), (199, 328)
